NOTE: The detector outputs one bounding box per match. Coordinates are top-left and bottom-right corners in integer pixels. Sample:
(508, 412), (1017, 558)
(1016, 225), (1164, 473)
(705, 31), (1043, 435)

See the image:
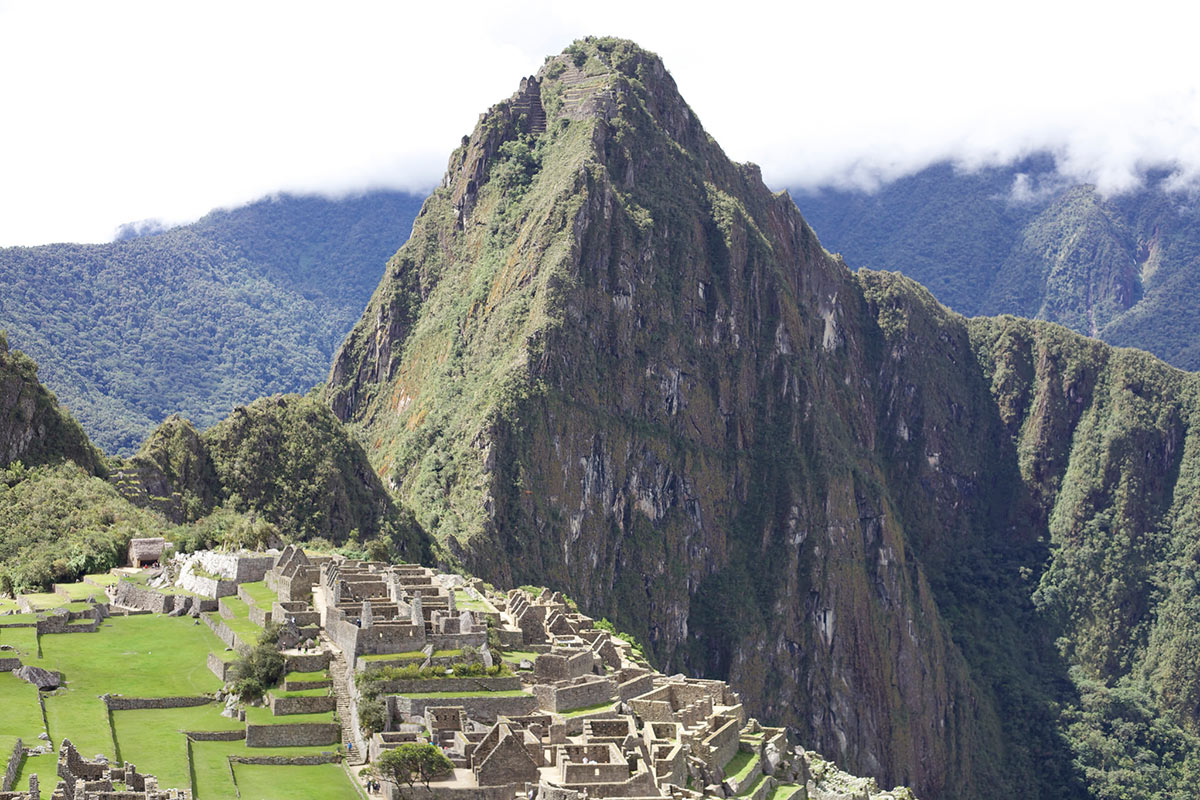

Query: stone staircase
(323, 634), (365, 765)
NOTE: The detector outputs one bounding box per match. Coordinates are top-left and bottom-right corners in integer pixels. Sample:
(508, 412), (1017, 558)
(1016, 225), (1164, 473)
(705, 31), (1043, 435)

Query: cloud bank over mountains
(2, 0), (1199, 245)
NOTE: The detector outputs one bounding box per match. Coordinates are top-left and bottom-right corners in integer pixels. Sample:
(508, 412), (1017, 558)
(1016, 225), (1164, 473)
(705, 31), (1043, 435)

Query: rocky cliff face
(0, 331), (103, 474)
(328, 38), (1200, 799)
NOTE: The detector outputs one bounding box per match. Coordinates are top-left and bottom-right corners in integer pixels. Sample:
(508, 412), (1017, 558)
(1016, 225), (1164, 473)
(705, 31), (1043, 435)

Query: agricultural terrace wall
(0, 657), (22, 671)
(230, 753), (339, 765)
(244, 722), (339, 747)
(284, 652), (331, 672)
(103, 695), (211, 711)
(269, 694), (335, 715)
(365, 677), (522, 695)
(184, 730), (245, 742)
(3, 738), (21, 792)
(207, 652), (235, 681)
(388, 693), (537, 724)
(704, 718), (741, 772)
(534, 650), (594, 682)
(383, 784), (522, 800)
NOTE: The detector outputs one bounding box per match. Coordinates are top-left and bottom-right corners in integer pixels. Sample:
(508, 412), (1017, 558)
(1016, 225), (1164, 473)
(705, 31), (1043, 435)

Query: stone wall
(244, 722), (340, 747)
(534, 650), (594, 682)
(2, 738), (21, 792)
(284, 652), (331, 672)
(184, 729), (245, 742)
(0, 657), (22, 671)
(103, 695), (211, 711)
(365, 677), (522, 695)
(533, 678), (616, 713)
(207, 652), (236, 681)
(389, 692), (538, 725)
(230, 752), (339, 765)
(617, 674), (655, 702)
(269, 694), (335, 715)
(272, 603), (319, 627)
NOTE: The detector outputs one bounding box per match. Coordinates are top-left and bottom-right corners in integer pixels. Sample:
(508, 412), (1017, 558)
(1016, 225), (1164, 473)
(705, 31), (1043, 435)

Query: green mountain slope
(0, 330), (102, 474)
(326, 38), (1200, 800)
(0, 190), (424, 454)
(796, 162), (1200, 369)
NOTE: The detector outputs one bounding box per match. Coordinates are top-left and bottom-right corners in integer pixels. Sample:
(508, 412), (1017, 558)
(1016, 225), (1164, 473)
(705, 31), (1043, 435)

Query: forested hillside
(795, 159), (1200, 369)
(0, 190), (423, 454)
(326, 39), (1200, 800)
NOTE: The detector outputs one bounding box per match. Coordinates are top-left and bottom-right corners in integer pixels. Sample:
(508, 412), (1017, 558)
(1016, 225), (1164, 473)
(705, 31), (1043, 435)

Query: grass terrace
(724, 750), (759, 784)
(190, 740), (348, 800)
(12, 751), (55, 800)
(560, 700), (619, 718)
(53, 582), (106, 602)
(0, 625), (40, 657)
(499, 649), (538, 665)
(111, 704), (243, 791)
(357, 648), (462, 663)
(40, 614), (225, 759)
(737, 773), (769, 796)
(232, 762), (362, 800)
(284, 669), (329, 683)
(83, 573), (118, 586)
(0, 596), (22, 613)
(238, 581), (278, 609)
(768, 785), (804, 800)
(0, 673), (48, 742)
(20, 593), (69, 611)
(454, 589), (490, 612)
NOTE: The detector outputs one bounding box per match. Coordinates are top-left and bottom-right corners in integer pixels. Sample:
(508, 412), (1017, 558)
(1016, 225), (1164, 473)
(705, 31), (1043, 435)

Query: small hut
(127, 537), (166, 568)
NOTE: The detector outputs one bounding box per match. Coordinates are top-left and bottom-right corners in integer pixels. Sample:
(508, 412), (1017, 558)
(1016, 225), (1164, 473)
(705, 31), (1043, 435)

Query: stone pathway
(323, 633), (365, 765)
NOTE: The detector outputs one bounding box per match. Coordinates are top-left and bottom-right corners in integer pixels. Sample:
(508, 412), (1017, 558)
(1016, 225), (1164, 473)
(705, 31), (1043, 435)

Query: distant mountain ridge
(794, 158), (1200, 368)
(0, 190), (424, 454)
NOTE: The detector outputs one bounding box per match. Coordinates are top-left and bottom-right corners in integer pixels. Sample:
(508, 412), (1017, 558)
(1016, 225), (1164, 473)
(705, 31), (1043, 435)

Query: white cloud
(2, 0), (1199, 245)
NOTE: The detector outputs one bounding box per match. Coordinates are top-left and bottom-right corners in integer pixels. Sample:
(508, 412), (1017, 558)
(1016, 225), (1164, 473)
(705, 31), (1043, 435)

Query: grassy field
(238, 581), (278, 609)
(190, 740), (346, 799)
(40, 615), (225, 759)
(499, 649), (539, 664)
(454, 589), (490, 612)
(284, 669), (329, 683)
(724, 750), (759, 783)
(561, 700), (619, 718)
(0, 596), (21, 613)
(52, 583), (106, 602)
(767, 784), (804, 799)
(19, 593), (69, 611)
(232, 762), (362, 800)
(83, 573), (118, 586)
(0, 673), (47, 742)
(0, 624), (40, 657)
(112, 704), (243, 791)
(213, 600), (264, 647)
(12, 750), (55, 800)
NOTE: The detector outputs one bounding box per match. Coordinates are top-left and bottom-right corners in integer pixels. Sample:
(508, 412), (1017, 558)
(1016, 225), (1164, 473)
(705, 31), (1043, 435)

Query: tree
(369, 743), (453, 797)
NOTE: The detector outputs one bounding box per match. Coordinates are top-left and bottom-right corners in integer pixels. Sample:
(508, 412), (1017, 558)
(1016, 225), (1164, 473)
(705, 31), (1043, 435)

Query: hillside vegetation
(796, 160), (1200, 369)
(0, 190), (423, 454)
(326, 38), (1200, 800)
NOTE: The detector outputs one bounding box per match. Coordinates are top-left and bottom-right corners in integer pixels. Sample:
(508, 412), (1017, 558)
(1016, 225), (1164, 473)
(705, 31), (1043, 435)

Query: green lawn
(12, 751), (55, 800)
(357, 648), (460, 662)
(724, 750), (759, 783)
(238, 581), (278, 610)
(0, 596), (21, 613)
(0, 673), (47, 742)
(0, 624), (40, 657)
(207, 608), (262, 648)
(190, 740), (343, 799)
(40, 615), (226, 759)
(768, 785), (804, 800)
(19, 593), (68, 611)
(232, 762), (361, 800)
(499, 649), (539, 664)
(112, 704), (243, 791)
(560, 700), (618, 718)
(737, 773), (768, 797)
(83, 573), (118, 586)
(53, 582), (106, 601)
(284, 670), (329, 683)
(244, 707), (335, 726)
(454, 589), (490, 612)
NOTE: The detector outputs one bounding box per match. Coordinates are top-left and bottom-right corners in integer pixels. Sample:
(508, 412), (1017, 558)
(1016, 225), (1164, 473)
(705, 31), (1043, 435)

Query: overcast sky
(2, 0), (1198, 246)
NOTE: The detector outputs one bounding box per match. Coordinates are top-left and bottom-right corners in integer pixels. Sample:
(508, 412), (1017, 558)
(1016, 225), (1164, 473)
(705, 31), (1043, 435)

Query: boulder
(13, 665), (61, 690)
